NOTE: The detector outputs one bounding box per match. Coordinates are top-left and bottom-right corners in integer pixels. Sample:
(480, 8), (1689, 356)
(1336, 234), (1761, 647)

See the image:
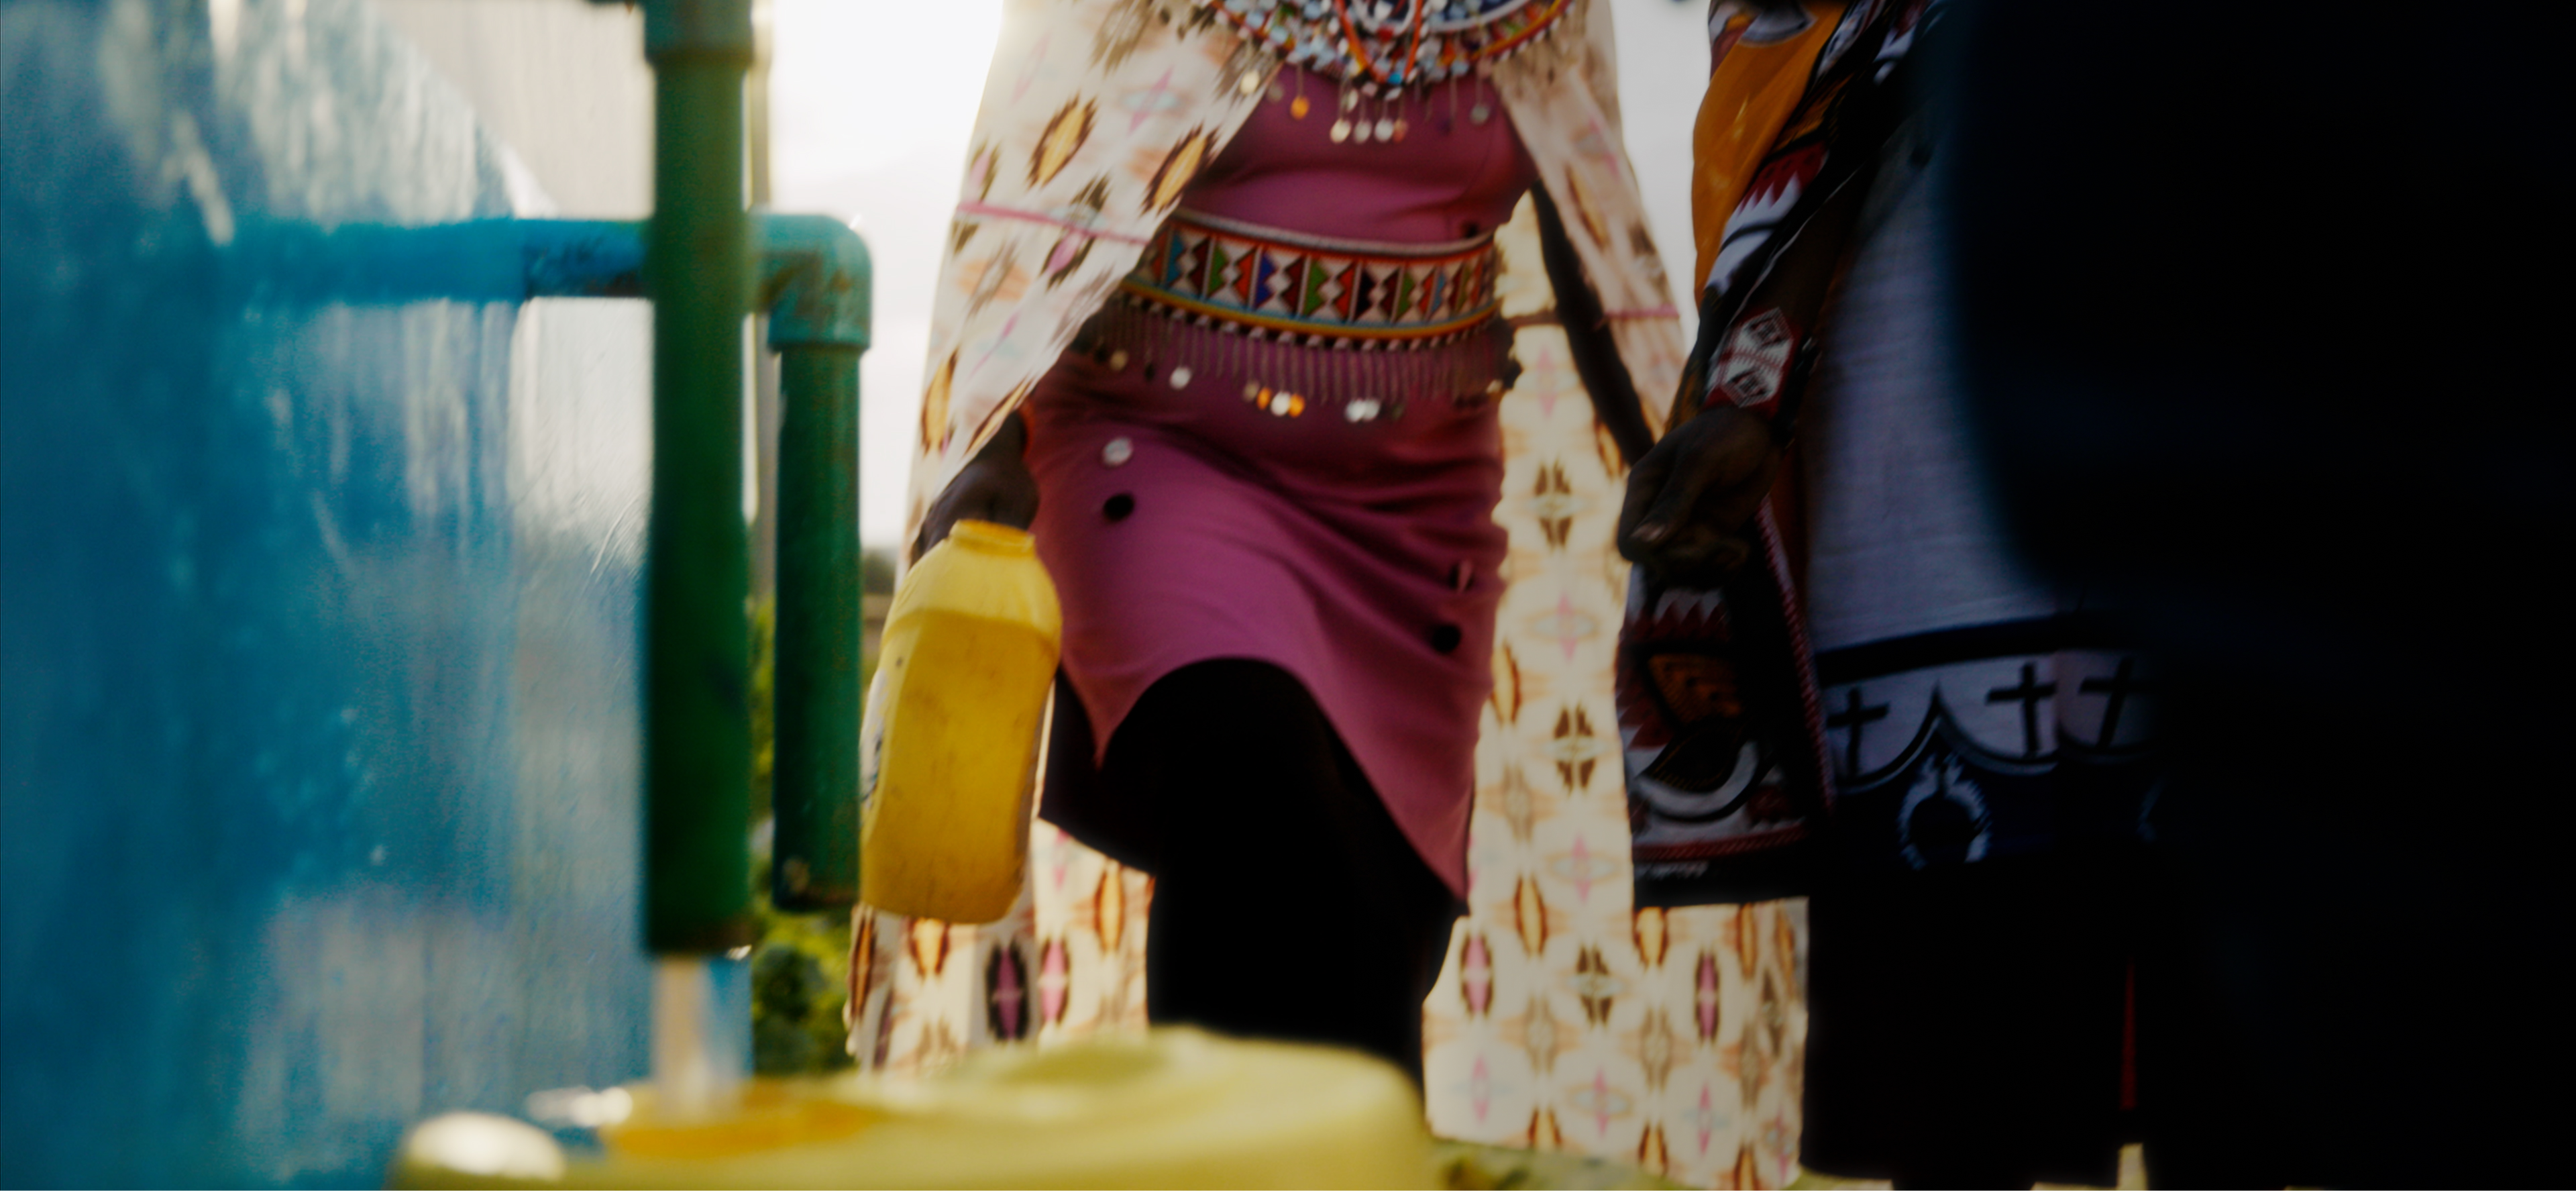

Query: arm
(910, 412), (1037, 563)
(1532, 187), (1658, 467)
(1535, 177), (1786, 588)
(1616, 136), (1873, 587)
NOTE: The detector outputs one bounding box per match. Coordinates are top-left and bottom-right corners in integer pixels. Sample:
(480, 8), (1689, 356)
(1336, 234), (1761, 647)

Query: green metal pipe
(760, 213), (872, 912)
(770, 346), (863, 910)
(755, 213), (873, 352)
(643, 0), (755, 955)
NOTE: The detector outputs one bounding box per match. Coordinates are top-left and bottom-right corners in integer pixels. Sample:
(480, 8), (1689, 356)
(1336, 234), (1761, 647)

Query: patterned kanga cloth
(1799, 122), (2155, 876)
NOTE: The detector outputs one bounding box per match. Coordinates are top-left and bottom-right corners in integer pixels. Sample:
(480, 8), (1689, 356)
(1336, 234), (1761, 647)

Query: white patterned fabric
(854, 3), (1807, 1186)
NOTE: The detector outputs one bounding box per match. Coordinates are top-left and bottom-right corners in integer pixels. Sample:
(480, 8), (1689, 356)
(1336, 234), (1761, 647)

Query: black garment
(1804, 849), (2135, 1188)
(1807, 847), (2296, 1190)
(1042, 660), (1460, 1084)
(1944, 4), (2573, 1184)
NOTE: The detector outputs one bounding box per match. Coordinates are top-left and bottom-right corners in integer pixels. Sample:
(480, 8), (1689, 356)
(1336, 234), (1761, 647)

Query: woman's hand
(913, 415), (1038, 559)
(1616, 407), (1782, 586)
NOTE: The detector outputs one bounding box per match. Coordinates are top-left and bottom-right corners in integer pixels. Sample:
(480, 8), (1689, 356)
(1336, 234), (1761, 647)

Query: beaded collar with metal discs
(1204, 0), (1574, 94)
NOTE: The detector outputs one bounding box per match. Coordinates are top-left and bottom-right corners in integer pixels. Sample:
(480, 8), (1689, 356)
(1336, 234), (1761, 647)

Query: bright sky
(769, 0), (1005, 546)
(769, 0), (1707, 546)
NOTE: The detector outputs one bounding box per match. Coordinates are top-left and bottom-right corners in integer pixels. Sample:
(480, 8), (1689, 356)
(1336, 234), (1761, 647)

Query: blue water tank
(3, 1), (655, 1184)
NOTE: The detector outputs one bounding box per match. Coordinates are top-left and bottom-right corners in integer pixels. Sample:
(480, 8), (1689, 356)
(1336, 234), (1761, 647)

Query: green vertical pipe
(643, 0), (755, 954)
(770, 345), (863, 911)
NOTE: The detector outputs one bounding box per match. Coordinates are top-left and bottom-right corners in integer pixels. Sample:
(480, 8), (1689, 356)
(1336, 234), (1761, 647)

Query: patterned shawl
(902, 0), (1684, 531)
(858, 3), (1813, 1184)
(1619, 0), (1941, 908)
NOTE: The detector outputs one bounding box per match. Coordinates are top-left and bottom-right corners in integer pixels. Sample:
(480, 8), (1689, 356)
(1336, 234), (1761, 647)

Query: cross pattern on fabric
(1825, 686), (1888, 778)
(1983, 662), (2055, 760)
(2076, 658), (2151, 750)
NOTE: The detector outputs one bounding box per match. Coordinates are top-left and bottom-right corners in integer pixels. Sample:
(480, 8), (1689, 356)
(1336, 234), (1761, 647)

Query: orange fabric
(1688, 3), (1845, 296)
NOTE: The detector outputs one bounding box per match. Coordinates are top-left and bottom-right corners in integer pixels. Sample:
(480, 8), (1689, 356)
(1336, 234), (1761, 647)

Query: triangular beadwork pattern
(1118, 212), (1505, 345)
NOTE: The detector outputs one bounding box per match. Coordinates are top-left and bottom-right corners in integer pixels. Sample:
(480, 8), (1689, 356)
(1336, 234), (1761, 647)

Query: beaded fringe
(1071, 299), (1519, 425)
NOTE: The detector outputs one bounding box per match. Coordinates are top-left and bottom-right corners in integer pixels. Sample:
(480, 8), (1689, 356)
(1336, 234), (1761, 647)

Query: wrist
(1700, 307), (1818, 446)
(975, 410), (1030, 465)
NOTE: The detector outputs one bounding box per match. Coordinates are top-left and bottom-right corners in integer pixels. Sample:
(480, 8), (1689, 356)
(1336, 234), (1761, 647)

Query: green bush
(747, 594), (857, 1076)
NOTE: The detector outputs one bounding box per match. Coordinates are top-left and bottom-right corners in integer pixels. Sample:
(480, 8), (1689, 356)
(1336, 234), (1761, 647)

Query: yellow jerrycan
(388, 1027), (1443, 1189)
(858, 519), (1061, 923)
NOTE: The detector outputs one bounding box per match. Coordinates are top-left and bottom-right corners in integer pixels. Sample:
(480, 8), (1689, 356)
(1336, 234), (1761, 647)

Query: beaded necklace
(1205, 0), (1572, 95)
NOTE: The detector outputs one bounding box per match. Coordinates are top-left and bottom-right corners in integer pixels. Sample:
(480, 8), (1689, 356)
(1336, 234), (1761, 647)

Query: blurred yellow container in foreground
(859, 520), (1060, 923)
(390, 1027), (1438, 1189)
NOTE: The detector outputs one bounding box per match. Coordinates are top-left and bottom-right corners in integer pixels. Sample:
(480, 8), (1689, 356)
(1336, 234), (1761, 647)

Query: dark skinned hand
(913, 413), (1038, 560)
(1616, 405), (1782, 588)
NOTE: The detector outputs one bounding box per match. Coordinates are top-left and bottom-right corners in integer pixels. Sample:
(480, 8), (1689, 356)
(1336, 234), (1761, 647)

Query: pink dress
(1024, 68), (1536, 898)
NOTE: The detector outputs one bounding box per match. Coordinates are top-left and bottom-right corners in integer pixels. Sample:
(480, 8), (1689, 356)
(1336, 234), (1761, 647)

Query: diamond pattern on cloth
(1419, 206), (1808, 1191)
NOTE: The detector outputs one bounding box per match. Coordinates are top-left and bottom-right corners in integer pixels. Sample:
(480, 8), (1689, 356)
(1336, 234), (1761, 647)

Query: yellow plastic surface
(858, 521), (1061, 923)
(390, 1027), (1439, 1190)
(600, 1082), (883, 1161)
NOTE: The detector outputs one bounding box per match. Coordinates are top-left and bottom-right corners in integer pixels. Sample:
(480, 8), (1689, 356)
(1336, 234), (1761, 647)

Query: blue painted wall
(2, 1), (655, 1184)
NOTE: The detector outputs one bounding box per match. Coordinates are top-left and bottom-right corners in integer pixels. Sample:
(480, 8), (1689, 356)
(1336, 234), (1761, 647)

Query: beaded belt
(1118, 209), (1502, 348)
